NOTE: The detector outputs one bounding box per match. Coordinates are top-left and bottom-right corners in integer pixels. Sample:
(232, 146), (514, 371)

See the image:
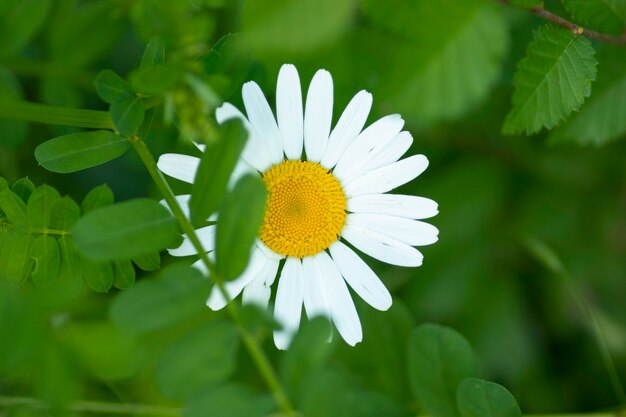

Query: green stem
(0, 396), (180, 416)
(0, 100), (113, 130)
(129, 137), (295, 416)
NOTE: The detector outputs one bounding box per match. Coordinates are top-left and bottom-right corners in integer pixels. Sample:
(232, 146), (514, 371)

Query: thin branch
(497, 0), (626, 45)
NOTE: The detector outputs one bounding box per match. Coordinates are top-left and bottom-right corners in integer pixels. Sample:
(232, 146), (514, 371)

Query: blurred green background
(1, 0), (625, 416)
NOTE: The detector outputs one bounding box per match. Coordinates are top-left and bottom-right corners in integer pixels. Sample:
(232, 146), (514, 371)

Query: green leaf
(131, 251), (161, 271)
(130, 66), (181, 95)
(112, 260), (136, 290)
(0, 0), (52, 57)
(78, 254), (113, 293)
(184, 385), (275, 417)
(156, 321), (239, 401)
(0, 233), (34, 285)
(57, 237), (83, 297)
(190, 119), (248, 227)
(216, 174), (267, 280)
(0, 67), (27, 147)
(11, 177), (35, 203)
(362, 0), (509, 125)
(298, 370), (353, 417)
(457, 378), (522, 417)
(35, 130), (130, 174)
(110, 263), (209, 334)
(110, 95), (145, 137)
(0, 188), (28, 225)
(408, 324), (477, 417)
(27, 185), (61, 229)
(29, 235), (60, 287)
(563, 0), (626, 35)
(49, 197), (81, 231)
(94, 70), (133, 104)
(507, 0), (542, 7)
(549, 46), (626, 146)
(81, 184), (114, 214)
(141, 36), (166, 68)
(503, 24), (598, 135)
(73, 198), (178, 260)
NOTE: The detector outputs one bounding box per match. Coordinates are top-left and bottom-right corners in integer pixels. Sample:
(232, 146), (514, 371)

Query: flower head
(157, 64), (439, 349)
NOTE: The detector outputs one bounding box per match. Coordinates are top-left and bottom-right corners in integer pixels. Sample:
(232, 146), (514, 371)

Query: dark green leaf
(73, 198), (178, 260)
(0, 233), (34, 285)
(457, 378), (522, 417)
(29, 235), (60, 287)
(298, 369), (353, 417)
(408, 324), (477, 417)
(35, 130), (130, 173)
(156, 321), (239, 401)
(57, 237), (83, 297)
(11, 177), (35, 203)
(112, 260), (136, 290)
(131, 251), (161, 271)
(0, 67), (27, 147)
(0, 188), (28, 225)
(507, 0), (542, 7)
(190, 119), (247, 227)
(110, 263), (209, 334)
(27, 185), (60, 229)
(49, 197), (81, 231)
(563, 0), (626, 35)
(81, 184), (114, 214)
(94, 70), (132, 104)
(141, 36), (166, 68)
(503, 24), (598, 135)
(0, 0), (52, 57)
(131, 65), (181, 95)
(78, 254), (113, 293)
(184, 385), (275, 417)
(216, 174), (266, 280)
(110, 95), (145, 137)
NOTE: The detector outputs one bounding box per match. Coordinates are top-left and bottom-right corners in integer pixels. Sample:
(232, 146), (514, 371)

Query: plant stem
(497, 0), (626, 45)
(0, 100), (113, 130)
(129, 137), (295, 416)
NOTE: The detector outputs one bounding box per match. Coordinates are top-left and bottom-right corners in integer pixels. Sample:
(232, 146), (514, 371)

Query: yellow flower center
(260, 160), (347, 258)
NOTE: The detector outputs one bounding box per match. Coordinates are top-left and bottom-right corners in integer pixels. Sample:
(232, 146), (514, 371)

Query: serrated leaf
(78, 254), (113, 293)
(156, 321), (239, 401)
(27, 185), (61, 229)
(35, 130), (130, 173)
(30, 235), (60, 287)
(549, 46), (626, 146)
(141, 36), (165, 68)
(57, 236), (83, 297)
(0, 233), (34, 285)
(131, 66), (181, 96)
(11, 177), (35, 203)
(0, 188), (28, 225)
(49, 197), (80, 231)
(73, 198), (178, 260)
(408, 324), (477, 417)
(110, 94), (145, 137)
(216, 174), (267, 280)
(112, 260), (136, 290)
(503, 24), (598, 135)
(190, 119), (247, 227)
(131, 251), (161, 271)
(563, 0), (626, 35)
(110, 264), (209, 334)
(81, 184), (114, 214)
(94, 70), (132, 104)
(457, 378), (522, 417)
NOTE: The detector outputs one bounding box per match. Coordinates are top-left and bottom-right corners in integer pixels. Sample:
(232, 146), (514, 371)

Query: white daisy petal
(273, 257), (305, 350)
(347, 194), (439, 219)
(277, 64), (304, 160)
(333, 114), (404, 183)
(206, 247), (268, 310)
(242, 257), (280, 307)
(304, 70), (333, 162)
(168, 225), (216, 257)
(193, 141), (206, 152)
(242, 81), (284, 164)
(216, 102), (273, 172)
(344, 154), (429, 197)
(321, 90), (373, 169)
(302, 254), (332, 319)
(329, 241), (392, 311)
(159, 194), (191, 218)
(341, 224), (423, 267)
(157, 154), (200, 184)
(347, 213), (439, 246)
(317, 251), (362, 346)
(358, 131), (413, 176)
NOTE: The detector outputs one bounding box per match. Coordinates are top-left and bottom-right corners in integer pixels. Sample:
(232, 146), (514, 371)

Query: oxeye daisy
(157, 64), (439, 349)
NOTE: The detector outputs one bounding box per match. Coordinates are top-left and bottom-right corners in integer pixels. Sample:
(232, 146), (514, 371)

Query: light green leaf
(131, 251), (161, 271)
(563, 0), (626, 35)
(130, 66), (181, 96)
(94, 70), (132, 104)
(190, 119), (247, 227)
(0, 188), (28, 225)
(81, 184), (114, 214)
(156, 321), (239, 401)
(503, 24), (598, 135)
(0, 233), (34, 285)
(112, 260), (136, 290)
(35, 130), (130, 174)
(57, 237), (83, 297)
(216, 174), (266, 280)
(49, 197), (81, 231)
(110, 95), (145, 137)
(110, 263), (209, 334)
(141, 36), (166, 68)
(0, 0), (52, 57)
(408, 324), (477, 417)
(549, 46), (626, 146)
(29, 235), (60, 287)
(73, 198), (178, 260)
(457, 378), (522, 417)
(184, 385), (275, 417)
(0, 67), (27, 147)
(11, 177), (34, 203)
(27, 185), (61, 229)
(78, 254), (113, 293)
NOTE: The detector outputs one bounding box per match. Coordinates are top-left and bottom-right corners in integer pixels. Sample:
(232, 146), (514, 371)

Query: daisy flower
(157, 64), (439, 349)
